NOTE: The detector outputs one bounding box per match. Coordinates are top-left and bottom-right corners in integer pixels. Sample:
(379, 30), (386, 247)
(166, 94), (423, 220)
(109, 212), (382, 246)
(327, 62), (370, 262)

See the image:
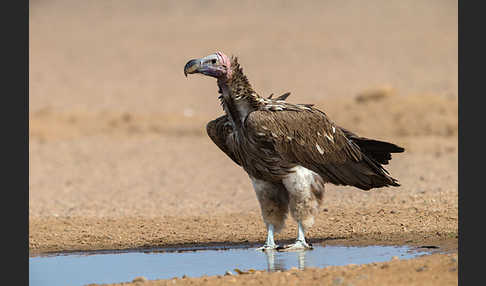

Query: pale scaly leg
(278, 221), (313, 251)
(256, 224), (279, 251)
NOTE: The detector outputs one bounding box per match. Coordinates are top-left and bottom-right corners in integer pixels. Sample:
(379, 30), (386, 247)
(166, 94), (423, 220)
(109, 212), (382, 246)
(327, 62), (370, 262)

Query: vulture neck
(217, 59), (262, 129)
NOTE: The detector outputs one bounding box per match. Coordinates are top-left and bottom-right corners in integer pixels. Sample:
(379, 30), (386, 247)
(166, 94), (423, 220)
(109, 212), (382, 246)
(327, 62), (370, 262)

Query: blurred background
(29, 0), (457, 218)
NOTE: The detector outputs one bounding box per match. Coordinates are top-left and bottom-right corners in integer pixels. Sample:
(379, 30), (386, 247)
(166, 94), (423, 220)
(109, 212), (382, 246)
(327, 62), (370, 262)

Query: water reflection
(263, 249), (308, 271)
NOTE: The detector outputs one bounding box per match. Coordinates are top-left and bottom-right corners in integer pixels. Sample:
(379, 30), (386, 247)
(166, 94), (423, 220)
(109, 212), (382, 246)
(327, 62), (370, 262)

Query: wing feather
(245, 108), (400, 190)
(206, 115), (241, 166)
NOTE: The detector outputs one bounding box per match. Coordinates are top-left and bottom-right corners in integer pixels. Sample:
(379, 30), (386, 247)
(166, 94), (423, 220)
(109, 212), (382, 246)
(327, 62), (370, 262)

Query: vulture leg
(256, 224), (277, 251)
(250, 177), (290, 251)
(280, 166), (325, 251)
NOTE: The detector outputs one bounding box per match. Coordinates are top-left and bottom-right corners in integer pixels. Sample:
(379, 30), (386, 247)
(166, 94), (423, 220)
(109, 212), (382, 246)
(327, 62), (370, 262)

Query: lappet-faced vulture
(184, 51), (404, 251)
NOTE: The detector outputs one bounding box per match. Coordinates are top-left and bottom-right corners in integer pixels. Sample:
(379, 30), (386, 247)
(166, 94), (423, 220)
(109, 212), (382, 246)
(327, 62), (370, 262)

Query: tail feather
(340, 127), (405, 165)
(354, 138), (404, 165)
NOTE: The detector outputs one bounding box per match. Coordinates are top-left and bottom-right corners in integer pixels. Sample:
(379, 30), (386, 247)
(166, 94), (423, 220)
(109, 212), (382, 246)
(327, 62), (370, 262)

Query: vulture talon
(277, 241), (313, 252)
(256, 244), (279, 252)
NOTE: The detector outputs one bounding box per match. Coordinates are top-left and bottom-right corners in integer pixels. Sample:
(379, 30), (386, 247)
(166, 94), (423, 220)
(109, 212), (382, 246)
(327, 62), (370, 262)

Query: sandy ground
(29, 0), (458, 285)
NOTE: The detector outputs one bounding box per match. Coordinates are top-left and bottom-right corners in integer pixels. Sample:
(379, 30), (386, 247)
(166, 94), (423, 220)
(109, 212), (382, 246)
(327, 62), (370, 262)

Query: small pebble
(225, 270), (233, 276)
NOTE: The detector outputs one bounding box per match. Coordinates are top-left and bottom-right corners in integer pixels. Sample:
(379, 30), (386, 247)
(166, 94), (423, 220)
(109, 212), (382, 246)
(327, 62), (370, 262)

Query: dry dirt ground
(29, 1), (458, 285)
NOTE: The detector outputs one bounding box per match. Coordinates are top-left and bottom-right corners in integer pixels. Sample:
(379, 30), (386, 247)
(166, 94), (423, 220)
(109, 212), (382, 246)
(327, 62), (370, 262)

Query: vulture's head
(184, 51), (232, 81)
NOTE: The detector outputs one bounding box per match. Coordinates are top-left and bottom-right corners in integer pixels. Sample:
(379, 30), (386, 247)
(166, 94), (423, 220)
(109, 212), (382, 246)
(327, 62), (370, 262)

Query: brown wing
(245, 107), (401, 190)
(206, 115), (241, 166)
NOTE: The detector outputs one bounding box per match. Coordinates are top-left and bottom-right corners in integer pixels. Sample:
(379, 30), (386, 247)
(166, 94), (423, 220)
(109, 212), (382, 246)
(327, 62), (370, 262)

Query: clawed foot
(256, 244), (279, 251)
(277, 240), (313, 252)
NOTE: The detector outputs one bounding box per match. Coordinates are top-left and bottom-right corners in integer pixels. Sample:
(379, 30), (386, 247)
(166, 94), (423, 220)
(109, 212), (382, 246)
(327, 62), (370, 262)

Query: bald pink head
(214, 51), (232, 78)
(184, 51), (232, 80)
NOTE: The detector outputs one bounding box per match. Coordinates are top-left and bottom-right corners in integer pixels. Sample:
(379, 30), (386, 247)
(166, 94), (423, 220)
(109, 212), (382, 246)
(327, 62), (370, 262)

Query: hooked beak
(184, 53), (227, 79)
(184, 59), (201, 77)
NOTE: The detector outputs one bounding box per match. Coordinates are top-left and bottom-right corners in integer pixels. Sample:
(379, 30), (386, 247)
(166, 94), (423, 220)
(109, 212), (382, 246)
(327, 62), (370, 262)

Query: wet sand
(30, 1), (457, 285)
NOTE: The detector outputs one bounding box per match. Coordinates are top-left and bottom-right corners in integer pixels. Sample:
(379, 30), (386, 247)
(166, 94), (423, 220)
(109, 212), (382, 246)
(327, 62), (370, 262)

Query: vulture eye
(211, 59), (217, 64)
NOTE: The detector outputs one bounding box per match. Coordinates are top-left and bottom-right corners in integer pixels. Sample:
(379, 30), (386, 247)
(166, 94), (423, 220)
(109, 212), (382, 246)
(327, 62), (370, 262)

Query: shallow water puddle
(30, 244), (433, 286)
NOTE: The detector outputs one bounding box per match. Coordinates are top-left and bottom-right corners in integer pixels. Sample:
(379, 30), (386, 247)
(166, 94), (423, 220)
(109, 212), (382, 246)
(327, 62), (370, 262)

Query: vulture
(184, 51), (404, 251)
